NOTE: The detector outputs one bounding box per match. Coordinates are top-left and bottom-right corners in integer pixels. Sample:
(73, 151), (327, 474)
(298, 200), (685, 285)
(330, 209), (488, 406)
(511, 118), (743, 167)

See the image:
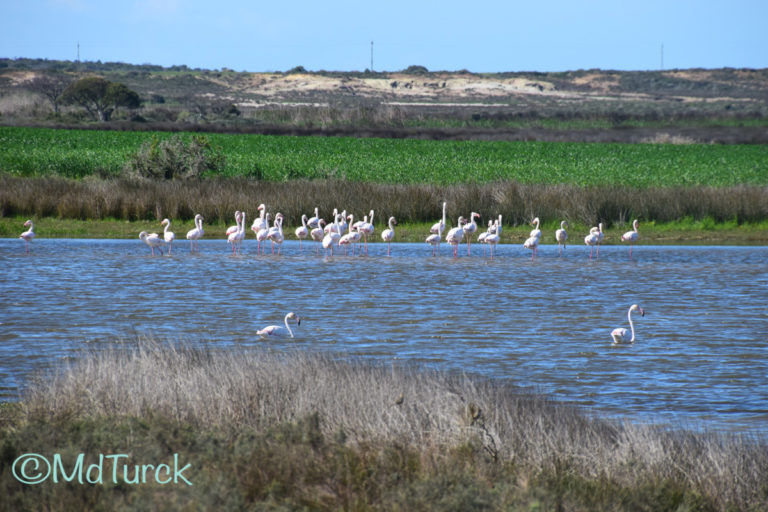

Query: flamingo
(463, 212), (480, 255)
(338, 214), (361, 255)
(359, 210), (375, 255)
(250, 204), (267, 235)
(161, 218), (175, 254)
(295, 214), (309, 251)
(445, 216), (466, 258)
(256, 212), (271, 255)
(477, 220), (493, 256)
(621, 219), (640, 258)
(139, 230), (166, 256)
(381, 216), (397, 256)
(428, 201), (447, 254)
(523, 217), (541, 260)
(19, 219), (35, 253)
(226, 211), (242, 238)
(584, 226), (600, 260)
(228, 211), (246, 255)
(484, 220), (500, 259)
(426, 232), (441, 256)
(186, 214), (204, 252)
(307, 207), (321, 229)
(555, 220), (568, 256)
(611, 304), (645, 343)
(322, 213), (342, 257)
(257, 312), (301, 339)
(324, 209), (339, 234)
(267, 213), (285, 254)
(310, 219), (326, 255)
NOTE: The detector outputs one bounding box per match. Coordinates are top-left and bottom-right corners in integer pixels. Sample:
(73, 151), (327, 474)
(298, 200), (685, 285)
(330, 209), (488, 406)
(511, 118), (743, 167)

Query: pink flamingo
(19, 219), (35, 253)
(226, 211), (242, 238)
(257, 312), (301, 339)
(307, 207), (321, 229)
(523, 217), (541, 260)
(228, 211), (246, 254)
(322, 213), (342, 257)
(427, 201), (447, 255)
(139, 230), (165, 256)
(463, 212), (480, 255)
(445, 216), (466, 258)
(338, 214), (361, 255)
(267, 213), (285, 254)
(584, 226), (600, 260)
(555, 220), (568, 257)
(611, 304), (645, 343)
(381, 216), (397, 256)
(186, 214), (204, 252)
(621, 219), (639, 258)
(255, 212), (271, 255)
(250, 204), (267, 236)
(161, 218), (175, 255)
(310, 219), (326, 255)
(295, 214), (309, 251)
(484, 220), (500, 259)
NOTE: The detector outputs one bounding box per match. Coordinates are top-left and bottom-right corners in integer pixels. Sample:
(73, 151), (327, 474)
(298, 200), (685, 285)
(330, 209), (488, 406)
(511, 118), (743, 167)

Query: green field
(1, 126), (766, 186)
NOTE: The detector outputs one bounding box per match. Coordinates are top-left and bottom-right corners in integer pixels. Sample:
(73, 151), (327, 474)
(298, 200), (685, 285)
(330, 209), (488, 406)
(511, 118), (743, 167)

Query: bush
(124, 134), (226, 180)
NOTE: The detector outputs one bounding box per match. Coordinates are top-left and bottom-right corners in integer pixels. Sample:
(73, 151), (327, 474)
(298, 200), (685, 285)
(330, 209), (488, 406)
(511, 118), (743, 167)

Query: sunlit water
(1, 238), (767, 434)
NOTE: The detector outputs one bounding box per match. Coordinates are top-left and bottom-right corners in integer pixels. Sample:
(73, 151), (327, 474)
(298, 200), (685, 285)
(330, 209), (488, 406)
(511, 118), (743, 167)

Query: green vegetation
(1, 126), (767, 185)
(2, 342), (764, 511)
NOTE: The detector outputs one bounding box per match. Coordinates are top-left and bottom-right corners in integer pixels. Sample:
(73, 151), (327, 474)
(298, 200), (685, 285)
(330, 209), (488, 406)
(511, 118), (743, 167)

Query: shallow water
(1, 238), (767, 434)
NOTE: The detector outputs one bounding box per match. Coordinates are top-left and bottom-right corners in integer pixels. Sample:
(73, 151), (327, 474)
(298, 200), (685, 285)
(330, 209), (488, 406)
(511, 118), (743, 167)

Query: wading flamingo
(307, 207), (321, 229)
(359, 210), (375, 255)
(445, 216), (466, 258)
(161, 218), (175, 254)
(186, 214), (204, 252)
(257, 312), (301, 339)
(250, 204), (267, 235)
(584, 226), (600, 259)
(139, 230), (166, 256)
(381, 216), (397, 256)
(267, 213), (285, 254)
(19, 219), (35, 253)
(256, 212), (271, 255)
(523, 217), (541, 260)
(322, 213), (342, 257)
(226, 211), (242, 238)
(428, 201), (447, 254)
(310, 219), (326, 255)
(484, 221), (500, 259)
(596, 222), (605, 257)
(228, 211), (246, 255)
(611, 304), (645, 343)
(295, 214), (309, 251)
(555, 220), (568, 256)
(463, 212), (480, 255)
(338, 214), (361, 255)
(621, 219), (640, 258)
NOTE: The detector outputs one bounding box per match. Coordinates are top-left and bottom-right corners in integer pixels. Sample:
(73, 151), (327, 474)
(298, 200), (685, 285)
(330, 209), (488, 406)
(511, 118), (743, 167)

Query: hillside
(1, 58), (767, 143)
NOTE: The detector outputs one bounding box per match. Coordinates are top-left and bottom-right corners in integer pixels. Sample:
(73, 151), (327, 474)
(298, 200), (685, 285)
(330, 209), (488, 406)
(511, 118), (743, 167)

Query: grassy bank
(2, 341), (765, 510)
(2, 215), (768, 245)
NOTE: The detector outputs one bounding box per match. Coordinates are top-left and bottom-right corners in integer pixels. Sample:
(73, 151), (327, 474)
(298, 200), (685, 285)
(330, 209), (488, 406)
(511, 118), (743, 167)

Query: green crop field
(1, 126), (766, 186)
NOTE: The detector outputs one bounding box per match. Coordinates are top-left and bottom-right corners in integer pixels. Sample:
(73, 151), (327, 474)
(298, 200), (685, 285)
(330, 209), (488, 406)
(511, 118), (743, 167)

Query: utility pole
(661, 42), (664, 70)
(77, 41), (80, 62)
(370, 41), (374, 71)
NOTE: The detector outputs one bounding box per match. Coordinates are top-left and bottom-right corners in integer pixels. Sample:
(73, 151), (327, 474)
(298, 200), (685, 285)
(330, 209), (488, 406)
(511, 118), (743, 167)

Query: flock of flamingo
(15, 207), (645, 342)
(127, 201), (639, 260)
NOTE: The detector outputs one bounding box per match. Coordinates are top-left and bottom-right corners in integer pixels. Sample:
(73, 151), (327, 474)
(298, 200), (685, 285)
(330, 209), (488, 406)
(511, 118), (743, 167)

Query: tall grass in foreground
(2, 174), (767, 227)
(13, 340), (768, 511)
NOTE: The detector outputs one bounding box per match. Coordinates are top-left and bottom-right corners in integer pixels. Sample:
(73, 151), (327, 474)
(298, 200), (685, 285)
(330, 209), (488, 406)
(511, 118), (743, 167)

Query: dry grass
(2, 174), (767, 228)
(20, 339), (768, 511)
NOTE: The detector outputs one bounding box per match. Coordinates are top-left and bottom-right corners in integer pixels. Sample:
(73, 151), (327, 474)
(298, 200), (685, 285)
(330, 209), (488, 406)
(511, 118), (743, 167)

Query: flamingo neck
(284, 315), (294, 338)
(628, 310), (636, 342)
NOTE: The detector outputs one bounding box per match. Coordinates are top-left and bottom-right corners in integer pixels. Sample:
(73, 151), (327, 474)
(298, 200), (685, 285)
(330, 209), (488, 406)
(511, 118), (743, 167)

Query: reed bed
(2, 174), (767, 229)
(18, 339), (768, 511)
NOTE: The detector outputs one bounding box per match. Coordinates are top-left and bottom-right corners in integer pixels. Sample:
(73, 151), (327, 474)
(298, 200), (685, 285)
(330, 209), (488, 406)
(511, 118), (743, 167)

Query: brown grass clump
(18, 339), (768, 511)
(2, 174), (767, 228)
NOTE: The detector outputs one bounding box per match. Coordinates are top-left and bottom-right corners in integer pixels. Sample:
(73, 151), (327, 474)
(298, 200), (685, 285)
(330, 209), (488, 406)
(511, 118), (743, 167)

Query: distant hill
(1, 58), (767, 143)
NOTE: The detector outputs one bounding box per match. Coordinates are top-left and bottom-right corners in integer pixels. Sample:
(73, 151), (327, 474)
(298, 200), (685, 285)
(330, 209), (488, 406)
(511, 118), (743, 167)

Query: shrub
(124, 134), (226, 180)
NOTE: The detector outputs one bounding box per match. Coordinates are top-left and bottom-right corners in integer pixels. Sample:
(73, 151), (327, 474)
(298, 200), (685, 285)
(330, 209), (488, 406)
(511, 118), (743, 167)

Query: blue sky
(3, 0), (767, 72)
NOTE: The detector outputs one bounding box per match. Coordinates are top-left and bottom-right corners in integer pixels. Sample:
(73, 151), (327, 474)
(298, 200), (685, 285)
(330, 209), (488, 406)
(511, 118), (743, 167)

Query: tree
(28, 73), (73, 114)
(61, 76), (141, 121)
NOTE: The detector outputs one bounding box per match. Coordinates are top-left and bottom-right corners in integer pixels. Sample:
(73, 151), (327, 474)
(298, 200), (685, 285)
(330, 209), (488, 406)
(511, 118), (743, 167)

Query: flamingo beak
(297, 317), (301, 326)
(640, 308), (645, 317)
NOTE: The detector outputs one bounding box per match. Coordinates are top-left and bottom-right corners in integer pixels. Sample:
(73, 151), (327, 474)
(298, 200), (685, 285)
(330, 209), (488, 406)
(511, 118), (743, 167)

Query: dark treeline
(2, 175), (766, 228)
